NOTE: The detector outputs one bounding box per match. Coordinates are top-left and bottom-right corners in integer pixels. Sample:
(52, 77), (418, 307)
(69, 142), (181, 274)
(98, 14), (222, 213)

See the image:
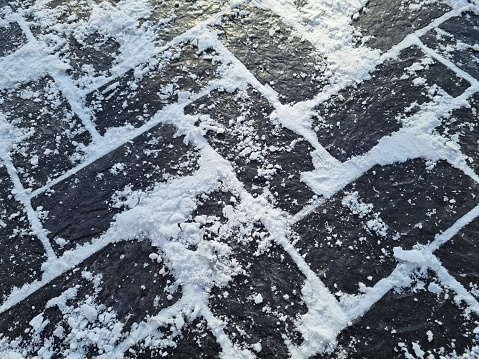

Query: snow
(0, 0), (479, 358)
(393, 247), (427, 265)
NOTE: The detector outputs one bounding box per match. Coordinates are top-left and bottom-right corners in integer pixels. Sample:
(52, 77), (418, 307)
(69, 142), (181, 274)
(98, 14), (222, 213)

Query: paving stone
(209, 232), (307, 358)
(0, 239), (181, 357)
(0, 76), (92, 189)
(125, 318), (222, 358)
(0, 165), (46, 302)
(421, 11), (479, 81)
(292, 159), (479, 295)
(0, 0), (30, 12)
(316, 274), (479, 358)
(0, 21), (27, 58)
(355, 160), (479, 243)
(87, 44), (220, 135)
(211, 5), (327, 104)
(312, 45), (469, 162)
(435, 91), (479, 176)
(353, 0), (451, 52)
(185, 87), (316, 214)
(28, 0), (121, 81)
(180, 189), (308, 356)
(3, 0), (479, 357)
(148, 0), (225, 44)
(61, 34), (121, 80)
(436, 216), (479, 300)
(31, 124), (199, 255)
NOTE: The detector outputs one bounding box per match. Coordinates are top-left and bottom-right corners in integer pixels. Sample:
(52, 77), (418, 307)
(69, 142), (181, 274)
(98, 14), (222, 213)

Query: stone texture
(312, 46), (469, 162)
(436, 216), (479, 300)
(31, 124), (198, 255)
(317, 274), (479, 359)
(0, 77), (92, 189)
(421, 11), (479, 80)
(185, 87), (316, 214)
(87, 44), (220, 135)
(293, 159), (479, 295)
(0, 22), (27, 58)
(0, 165), (46, 301)
(212, 6), (327, 104)
(353, 0), (451, 51)
(0, 239), (181, 358)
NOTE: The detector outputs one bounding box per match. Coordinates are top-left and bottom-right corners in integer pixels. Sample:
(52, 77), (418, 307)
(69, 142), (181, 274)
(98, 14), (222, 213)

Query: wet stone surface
(87, 44), (220, 135)
(31, 124), (199, 255)
(186, 87), (316, 214)
(3, 0), (479, 358)
(421, 11), (479, 81)
(353, 0), (451, 52)
(312, 45), (469, 162)
(148, 0), (224, 44)
(209, 231), (308, 358)
(0, 239), (181, 358)
(28, 0), (122, 81)
(0, 21), (27, 58)
(212, 6), (327, 104)
(319, 274), (479, 359)
(182, 190), (308, 357)
(293, 159), (479, 295)
(0, 76), (92, 189)
(436, 217), (479, 300)
(62, 34), (121, 80)
(0, 165), (46, 301)
(436, 92), (479, 174)
(126, 318), (222, 358)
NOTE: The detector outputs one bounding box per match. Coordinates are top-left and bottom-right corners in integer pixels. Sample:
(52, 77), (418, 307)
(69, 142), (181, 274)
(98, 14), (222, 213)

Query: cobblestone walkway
(1, 0), (479, 358)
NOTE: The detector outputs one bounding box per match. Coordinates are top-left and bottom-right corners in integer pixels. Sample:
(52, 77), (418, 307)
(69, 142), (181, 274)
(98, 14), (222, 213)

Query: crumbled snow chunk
(252, 342), (262, 353)
(427, 330), (433, 342)
(427, 282), (442, 295)
(342, 191), (372, 218)
(254, 293), (264, 304)
(393, 247), (427, 264)
(170, 212), (187, 223)
(149, 253), (159, 261)
(412, 342), (425, 359)
(81, 303), (98, 323)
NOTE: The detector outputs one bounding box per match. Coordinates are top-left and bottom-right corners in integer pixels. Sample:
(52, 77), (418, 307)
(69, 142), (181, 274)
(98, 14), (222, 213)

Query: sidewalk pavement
(1, 0), (479, 358)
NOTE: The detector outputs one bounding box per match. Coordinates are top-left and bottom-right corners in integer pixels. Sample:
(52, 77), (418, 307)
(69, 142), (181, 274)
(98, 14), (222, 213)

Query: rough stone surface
(2, 0), (479, 358)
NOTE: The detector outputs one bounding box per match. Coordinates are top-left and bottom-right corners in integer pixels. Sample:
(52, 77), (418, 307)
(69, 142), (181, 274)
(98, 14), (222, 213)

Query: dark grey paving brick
(354, 160), (478, 243)
(87, 44), (220, 135)
(293, 160), (479, 295)
(312, 46), (469, 162)
(436, 216), (479, 300)
(315, 274), (479, 359)
(0, 22), (27, 58)
(126, 318), (222, 358)
(209, 232), (307, 358)
(0, 0), (31, 11)
(181, 189), (308, 356)
(353, 0), (451, 51)
(28, 0), (96, 37)
(0, 165), (46, 302)
(185, 87), (316, 214)
(28, 0), (121, 81)
(148, 0), (225, 44)
(0, 76), (92, 189)
(435, 92), (479, 179)
(0, 239), (181, 357)
(31, 124), (199, 255)
(212, 6), (327, 104)
(421, 11), (479, 81)
(61, 34), (120, 81)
